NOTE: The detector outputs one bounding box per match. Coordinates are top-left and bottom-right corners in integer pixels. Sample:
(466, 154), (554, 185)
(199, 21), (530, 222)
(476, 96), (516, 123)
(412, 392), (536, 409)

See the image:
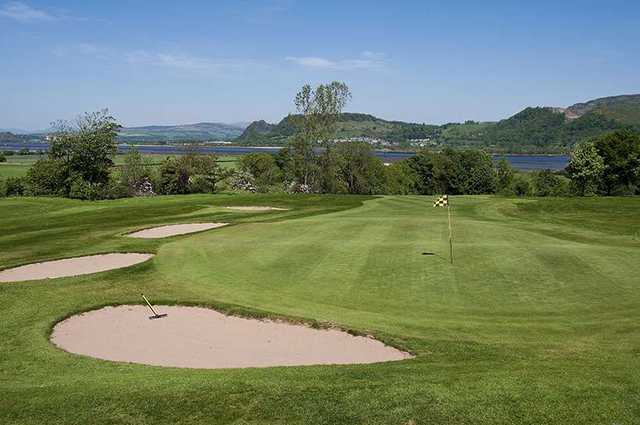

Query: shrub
(384, 161), (418, 195)
(4, 177), (27, 196)
(532, 169), (568, 197)
(512, 175), (531, 197)
(0, 152), (6, 163)
(26, 159), (68, 196)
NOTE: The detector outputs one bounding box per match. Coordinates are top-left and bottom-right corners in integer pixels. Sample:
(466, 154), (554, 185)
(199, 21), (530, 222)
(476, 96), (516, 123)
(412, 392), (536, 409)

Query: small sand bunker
(51, 305), (412, 369)
(126, 223), (228, 239)
(225, 206), (288, 212)
(0, 253), (153, 283)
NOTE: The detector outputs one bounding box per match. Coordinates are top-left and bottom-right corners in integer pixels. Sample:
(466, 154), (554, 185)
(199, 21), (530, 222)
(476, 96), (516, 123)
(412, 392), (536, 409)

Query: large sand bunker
(126, 223), (228, 238)
(0, 253), (153, 283)
(225, 206), (288, 212)
(51, 305), (412, 369)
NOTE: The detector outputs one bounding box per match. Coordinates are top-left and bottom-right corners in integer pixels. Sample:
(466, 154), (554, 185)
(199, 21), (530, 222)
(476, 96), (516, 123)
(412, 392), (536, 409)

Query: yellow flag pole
(447, 199), (453, 264)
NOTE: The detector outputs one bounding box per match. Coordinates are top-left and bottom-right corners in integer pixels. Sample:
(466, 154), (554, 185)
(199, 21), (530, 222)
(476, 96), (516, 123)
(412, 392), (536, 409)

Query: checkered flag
(433, 195), (448, 207)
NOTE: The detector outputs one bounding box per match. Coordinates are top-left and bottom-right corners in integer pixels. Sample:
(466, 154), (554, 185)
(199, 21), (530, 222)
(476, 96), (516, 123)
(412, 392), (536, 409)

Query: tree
(0, 152), (6, 163)
(49, 109), (119, 186)
(119, 149), (153, 196)
(334, 142), (385, 194)
(239, 153), (282, 190)
(512, 175), (531, 197)
(495, 158), (515, 195)
(384, 161), (418, 194)
(531, 169), (567, 197)
(592, 129), (640, 195)
(285, 82), (352, 190)
(26, 159), (67, 196)
(566, 142), (605, 196)
(27, 109), (120, 198)
(158, 157), (190, 194)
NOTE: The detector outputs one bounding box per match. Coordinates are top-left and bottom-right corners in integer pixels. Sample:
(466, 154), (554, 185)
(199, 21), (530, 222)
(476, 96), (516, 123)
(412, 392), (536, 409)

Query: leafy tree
(334, 142), (385, 194)
(531, 169), (568, 196)
(239, 153), (282, 190)
(566, 142), (605, 196)
(158, 157), (190, 194)
(384, 161), (418, 194)
(0, 152), (6, 163)
(592, 129), (640, 195)
(495, 158), (515, 195)
(4, 177), (26, 196)
(512, 175), (531, 197)
(26, 159), (67, 196)
(158, 152), (221, 195)
(49, 109), (119, 186)
(119, 149), (153, 196)
(285, 82), (351, 190)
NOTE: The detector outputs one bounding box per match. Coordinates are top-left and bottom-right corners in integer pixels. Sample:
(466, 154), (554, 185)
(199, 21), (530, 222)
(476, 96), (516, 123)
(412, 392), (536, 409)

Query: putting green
(1, 194), (639, 424)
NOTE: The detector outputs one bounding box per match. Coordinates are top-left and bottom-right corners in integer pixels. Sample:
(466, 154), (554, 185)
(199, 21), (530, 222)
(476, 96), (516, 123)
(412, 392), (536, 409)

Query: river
(0, 142), (569, 171)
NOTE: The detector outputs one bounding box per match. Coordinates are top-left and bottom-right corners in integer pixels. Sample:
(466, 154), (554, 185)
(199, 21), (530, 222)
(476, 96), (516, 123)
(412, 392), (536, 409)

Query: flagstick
(447, 202), (454, 264)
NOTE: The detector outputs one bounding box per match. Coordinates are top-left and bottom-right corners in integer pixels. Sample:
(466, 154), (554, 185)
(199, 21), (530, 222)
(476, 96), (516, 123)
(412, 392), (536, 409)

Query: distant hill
(235, 113), (439, 146)
(563, 94), (640, 127)
(236, 94), (640, 153)
(117, 122), (246, 143)
(0, 132), (30, 143)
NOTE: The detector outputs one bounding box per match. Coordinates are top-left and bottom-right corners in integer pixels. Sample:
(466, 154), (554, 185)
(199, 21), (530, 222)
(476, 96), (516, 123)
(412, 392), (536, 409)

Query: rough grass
(1, 194), (639, 424)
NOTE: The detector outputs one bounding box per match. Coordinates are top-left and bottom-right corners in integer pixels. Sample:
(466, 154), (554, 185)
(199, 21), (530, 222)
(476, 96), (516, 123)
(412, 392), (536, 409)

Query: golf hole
(0, 253), (154, 283)
(51, 305), (413, 369)
(126, 223), (229, 239)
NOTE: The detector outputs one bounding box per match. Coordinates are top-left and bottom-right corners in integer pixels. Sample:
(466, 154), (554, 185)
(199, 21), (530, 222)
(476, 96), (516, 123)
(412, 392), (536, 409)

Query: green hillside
(117, 122), (245, 143)
(565, 94), (640, 127)
(235, 113), (439, 147)
(235, 94), (640, 153)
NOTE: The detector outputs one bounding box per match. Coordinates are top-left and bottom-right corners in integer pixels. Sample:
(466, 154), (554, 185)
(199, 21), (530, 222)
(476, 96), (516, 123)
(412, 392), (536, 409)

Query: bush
(4, 177), (27, 196)
(0, 152), (6, 163)
(26, 159), (68, 196)
(68, 177), (109, 200)
(384, 161), (418, 194)
(239, 153), (283, 191)
(532, 169), (568, 197)
(512, 175), (531, 197)
(495, 159), (515, 195)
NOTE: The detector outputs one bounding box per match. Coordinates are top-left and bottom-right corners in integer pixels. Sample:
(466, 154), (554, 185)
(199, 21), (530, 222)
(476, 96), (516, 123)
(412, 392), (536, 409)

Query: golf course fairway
(1, 194), (639, 424)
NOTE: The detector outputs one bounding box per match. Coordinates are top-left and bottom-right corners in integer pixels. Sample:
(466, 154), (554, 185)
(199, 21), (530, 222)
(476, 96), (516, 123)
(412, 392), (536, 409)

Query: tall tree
(286, 82), (351, 190)
(566, 142), (605, 196)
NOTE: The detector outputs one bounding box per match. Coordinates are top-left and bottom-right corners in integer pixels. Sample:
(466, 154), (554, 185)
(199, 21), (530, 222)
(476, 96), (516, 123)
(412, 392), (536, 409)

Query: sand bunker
(0, 253), (153, 283)
(225, 206), (288, 212)
(51, 305), (412, 369)
(126, 223), (228, 239)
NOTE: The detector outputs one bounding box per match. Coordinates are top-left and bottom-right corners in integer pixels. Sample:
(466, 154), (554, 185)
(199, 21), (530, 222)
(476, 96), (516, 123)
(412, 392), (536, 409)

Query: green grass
(1, 194), (639, 424)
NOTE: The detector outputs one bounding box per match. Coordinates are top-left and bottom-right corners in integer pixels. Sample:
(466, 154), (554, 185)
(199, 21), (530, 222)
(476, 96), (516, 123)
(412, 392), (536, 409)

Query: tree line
(1, 83), (639, 199)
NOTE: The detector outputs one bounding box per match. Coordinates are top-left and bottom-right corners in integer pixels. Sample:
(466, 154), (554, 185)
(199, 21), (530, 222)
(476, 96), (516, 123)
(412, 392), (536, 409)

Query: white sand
(51, 305), (412, 369)
(225, 206), (288, 212)
(0, 253), (154, 283)
(126, 223), (228, 239)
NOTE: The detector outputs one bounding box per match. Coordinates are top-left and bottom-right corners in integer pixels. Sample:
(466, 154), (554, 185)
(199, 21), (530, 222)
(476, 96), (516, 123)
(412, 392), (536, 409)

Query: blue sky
(1, 0), (639, 130)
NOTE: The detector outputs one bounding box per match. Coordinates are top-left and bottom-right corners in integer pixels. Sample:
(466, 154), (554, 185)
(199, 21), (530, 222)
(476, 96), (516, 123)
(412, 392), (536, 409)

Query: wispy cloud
(285, 51), (386, 70)
(0, 1), (86, 23)
(125, 51), (259, 73)
(0, 1), (55, 22)
(52, 42), (111, 60)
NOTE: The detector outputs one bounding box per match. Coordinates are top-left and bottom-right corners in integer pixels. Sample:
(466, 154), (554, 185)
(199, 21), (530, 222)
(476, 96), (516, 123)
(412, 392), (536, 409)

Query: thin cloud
(125, 51), (259, 73)
(0, 1), (55, 22)
(286, 51), (386, 70)
(52, 43), (111, 60)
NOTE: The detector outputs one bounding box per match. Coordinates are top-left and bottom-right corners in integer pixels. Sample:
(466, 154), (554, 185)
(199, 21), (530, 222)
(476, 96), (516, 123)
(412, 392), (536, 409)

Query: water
(0, 142), (569, 171)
